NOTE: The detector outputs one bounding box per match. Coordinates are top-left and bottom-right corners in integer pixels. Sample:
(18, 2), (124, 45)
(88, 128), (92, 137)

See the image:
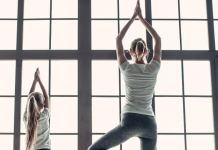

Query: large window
(0, 0), (217, 150)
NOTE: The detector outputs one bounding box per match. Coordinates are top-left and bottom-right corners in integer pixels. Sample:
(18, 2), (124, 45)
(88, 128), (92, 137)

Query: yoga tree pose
(88, 0), (161, 150)
(23, 68), (51, 150)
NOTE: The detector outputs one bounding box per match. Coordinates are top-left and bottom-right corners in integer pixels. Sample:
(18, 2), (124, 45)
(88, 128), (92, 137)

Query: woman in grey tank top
(88, 0), (161, 150)
(23, 68), (51, 150)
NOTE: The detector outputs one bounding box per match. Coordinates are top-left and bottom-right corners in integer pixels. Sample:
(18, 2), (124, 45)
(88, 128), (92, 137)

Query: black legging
(88, 113), (157, 150)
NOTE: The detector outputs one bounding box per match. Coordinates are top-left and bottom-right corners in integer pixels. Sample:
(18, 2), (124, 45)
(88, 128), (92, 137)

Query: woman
(23, 68), (51, 150)
(88, 0), (161, 150)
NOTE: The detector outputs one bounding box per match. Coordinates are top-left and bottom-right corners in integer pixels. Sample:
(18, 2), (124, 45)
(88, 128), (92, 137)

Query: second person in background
(88, 0), (161, 150)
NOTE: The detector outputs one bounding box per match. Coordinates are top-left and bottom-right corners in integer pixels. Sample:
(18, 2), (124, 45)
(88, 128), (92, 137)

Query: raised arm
(137, 0), (161, 63)
(26, 69), (38, 110)
(116, 2), (139, 66)
(36, 68), (49, 109)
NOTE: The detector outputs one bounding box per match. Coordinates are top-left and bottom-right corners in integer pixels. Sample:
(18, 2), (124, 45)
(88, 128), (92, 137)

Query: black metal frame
(0, 0), (217, 150)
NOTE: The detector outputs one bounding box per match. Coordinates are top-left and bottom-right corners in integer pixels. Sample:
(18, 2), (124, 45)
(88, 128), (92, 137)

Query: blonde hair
(130, 38), (150, 62)
(26, 92), (44, 150)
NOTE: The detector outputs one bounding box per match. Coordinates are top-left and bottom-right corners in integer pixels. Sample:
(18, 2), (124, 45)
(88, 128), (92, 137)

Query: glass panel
(20, 135), (26, 150)
(155, 61), (182, 95)
(21, 97), (27, 133)
(0, 135), (14, 150)
(92, 21), (118, 50)
(121, 97), (126, 113)
(52, 0), (78, 18)
(213, 0), (218, 19)
(180, 0), (207, 19)
(157, 135), (185, 150)
(51, 60), (77, 95)
(0, 98), (14, 132)
(122, 137), (140, 150)
(92, 61), (119, 95)
(22, 60), (49, 95)
(187, 135), (215, 150)
(92, 135), (120, 150)
(0, 60), (16, 95)
(92, 97), (119, 133)
(91, 0), (117, 18)
(24, 0), (50, 18)
(185, 97), (214, 133)
(181, 21), (209, 50)
(213, 21), (218, 50)
(151, 0), (178, 19)
(155, 97), (184, 133)
(183, 61), (212, 95)
(50, 135), (77, 150)
(152, 21), (180, 50)
(51, 20), (78, 50)
(120, 20), (146, 50)
(23, 20), (49, 50)
(119, 0), (145, 19)
(50, 97), (77, 133)
(0, 21), (17, 50)
(0, 0), (18, 18)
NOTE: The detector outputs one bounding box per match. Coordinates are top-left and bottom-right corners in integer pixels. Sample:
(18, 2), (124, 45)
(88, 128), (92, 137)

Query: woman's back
(120, 60), (160, 116)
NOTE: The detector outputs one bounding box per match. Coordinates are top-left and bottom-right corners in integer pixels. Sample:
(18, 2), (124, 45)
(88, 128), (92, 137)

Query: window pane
(0, 135), (14, 150)
(152, 21), (180, 50)
(51, 20), (78, 50)
(120, 20), (146, 50)
(157, 135), (185, 150)
(181, 21), (209, 50)
(51, 60), (77, 95)
(119, 0), (145, 19)
(92, 61), (119, 95)
(155, 61), (182, 95)
(92, 0), (117, 18)
(92, 98), (119, 133)
(21, 97), (27, 133)
(92, 21), (118, 50)
(50, 135), (77, 150)
(0, 60), (16, 95)
(23, 20), (49, 50)
(22, 60), (49, 95)
(185, 97), (214, 133)
(213, 0), (218, 19)
(52, 0), (78, 18)
(24, 0), (50, 18)
(187, 135), (215, 150)
(0, 21), (17, 50)
(0, 98), (14, 132)
(0, 0), (18, 18)
(92, 135), (120, 150)
(122, 137), (140, 150)
(183, 61), (212, 95)
(155, 97), (184, 133)
(151, 0), (178, 19)
(180, 0), (207, 19)
(50, 97), (77, 133)
(20, 135), (26, 150)
(213, 21), (218, 50)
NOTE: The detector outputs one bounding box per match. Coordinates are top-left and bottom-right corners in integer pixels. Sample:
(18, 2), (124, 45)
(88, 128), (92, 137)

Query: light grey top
(119, 60), (160, 116)
(23, 108), (51, 150)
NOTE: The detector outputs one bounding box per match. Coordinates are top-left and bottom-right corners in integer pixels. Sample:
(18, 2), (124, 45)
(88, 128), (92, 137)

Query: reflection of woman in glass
(23, 68), (51, 150)
(88, 0), (161, 150)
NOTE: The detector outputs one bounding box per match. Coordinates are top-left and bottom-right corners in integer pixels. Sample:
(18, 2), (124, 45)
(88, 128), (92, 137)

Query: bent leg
(139, 137), (157, 150)
(88, 124), (134, 150)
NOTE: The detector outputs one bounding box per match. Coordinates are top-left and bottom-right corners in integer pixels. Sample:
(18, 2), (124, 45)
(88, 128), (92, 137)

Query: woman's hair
(130, 38), (150, 62)
(26, 92), (44, 150)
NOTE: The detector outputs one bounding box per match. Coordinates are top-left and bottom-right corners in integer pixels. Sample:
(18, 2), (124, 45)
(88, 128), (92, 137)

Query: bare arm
(138, 0), (161, 63)
(26, 70), (38, 110)
(36, 69), (49, 109)
(116, 3), (139, 66)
